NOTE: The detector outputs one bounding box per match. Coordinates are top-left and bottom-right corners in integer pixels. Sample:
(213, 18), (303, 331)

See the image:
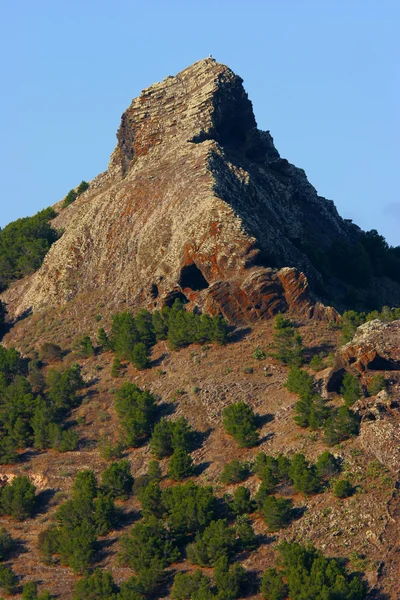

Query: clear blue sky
(1, 0), (399, 244)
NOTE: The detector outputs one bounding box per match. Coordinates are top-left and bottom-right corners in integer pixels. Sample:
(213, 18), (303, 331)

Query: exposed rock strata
(3, 59), (348, 324)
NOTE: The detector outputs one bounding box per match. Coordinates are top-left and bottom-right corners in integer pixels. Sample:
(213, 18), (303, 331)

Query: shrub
(334, 479), (354, 498)
(168, 448), (194, 481)
(101, 460), (134, 499)
(261, 496), (294, 531)
(220, 459), (249, 484)
(62, 189), (78, 208)
(276, 541), (367, 599)
(0, 565), (18, 594)
(289, 454), (321, 495)
(110, 312), (140, 360)
(162, 482), (217, 538)
(324, 407), (360, 446)
(309, 354), (325, 372)
(0, 475), (36, 520)
(368, 374), (387, 396)
(0, 528), (13, 561)
(131, 342), (150, 370)
(114, 383), (157, 447)
(75, 335), (95, 358)
(316, 451), (341, 479)
(187, 519), (236, 566)
(97, 327), (110, 350)
(100, 440), (124, 460)
(260, 567), (288, 600)
(0, 207), (58, 290)
(39, 342), (62, 362)
(222, 402), (259, 448)
(73, 569), (116, 599)
(253, 347), (266, 360)
(171, 570), (212, 600)
(77, 181), (89, 195)
(111, 357), (122, 378)
(119, 517), (179, 595)
(270, 315), (303, 366)
(151, 417), (195, 458)
(235, 514), (257, 551)
(341, 372), (362, 406)
(286, 367), (330, 430)
(214, 555), (249, 599)
(228, 486), (254, 516)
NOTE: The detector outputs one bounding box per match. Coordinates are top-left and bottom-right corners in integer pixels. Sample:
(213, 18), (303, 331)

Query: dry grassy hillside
(0, 313), (398, 599)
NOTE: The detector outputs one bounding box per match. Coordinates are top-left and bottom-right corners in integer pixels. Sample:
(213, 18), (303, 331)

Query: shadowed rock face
(3, 58), (348, 324)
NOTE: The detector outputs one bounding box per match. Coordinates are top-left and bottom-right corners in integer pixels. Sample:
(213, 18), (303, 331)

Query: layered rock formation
(3, 58), (354, 323)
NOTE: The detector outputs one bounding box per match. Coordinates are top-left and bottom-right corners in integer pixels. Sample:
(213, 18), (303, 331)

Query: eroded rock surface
(3, 59), (349, 324)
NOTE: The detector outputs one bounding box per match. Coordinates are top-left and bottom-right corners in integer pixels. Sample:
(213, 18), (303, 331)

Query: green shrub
(75, 335), (95, 358)
(222, 402), (259, 448)
(228, 486), (254, 516)
(286, 367), (330, 430)
(235, 514), (257, 551)
(316, 451), (341, 479)
(97, 327), (110, 350)
(62, 189), (78, 208)
(324, 407), (360, 446)
(171, 570), (212, 600)
(341, 372), (362, 406)
(114, 383), (157, 447)
(289, 453), (321, 495)
(309, 354), (325, 371)
(0, 475), (36, 520)
(214, 555), (248, 599)
(0, 565), (18, 594)
(253, 347), (266, 360)
(0, 528), (13, 561)
(150, 416), (195, 458)
(270, 315), (303, 366)
(73, 569), (116, 599)
(101, 460), (134, 499)
(119, 517), (179, 595)
(100, 440), (125, 460)
(368, 374), (387, 396)
(111, 357), (122, 378)
(334, 479), (354, 498)
(162, 482), (217, 538)
(77, 181), (89, 195)
(275, 541), (367, 599)
(0, 207), (58, 290)
(260, 567), (288, 600)
(131, 342), (150, 370)
(187, 519), (237, 566)
(168, 448), (194, 481)
(220, 459), (250, 484)
(261, 496), (294, 531)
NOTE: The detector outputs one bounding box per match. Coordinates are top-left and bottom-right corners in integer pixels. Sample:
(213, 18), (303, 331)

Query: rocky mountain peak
(7, 58), (398, 328)
(108, 58), (272, 178)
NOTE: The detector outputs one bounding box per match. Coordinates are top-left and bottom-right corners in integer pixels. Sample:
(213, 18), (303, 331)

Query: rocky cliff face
(3, 58), (353, 324)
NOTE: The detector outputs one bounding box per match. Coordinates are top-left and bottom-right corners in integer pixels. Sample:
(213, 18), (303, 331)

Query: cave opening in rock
(368, 355), (400, 371)
(326, 368), (346, 394)
(179, 263), (209, 291)
(150, 283), (159, 299)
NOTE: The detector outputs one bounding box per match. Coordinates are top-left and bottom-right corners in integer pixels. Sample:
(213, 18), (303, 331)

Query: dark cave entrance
(367, 355), (400, 371)
(178, 263), (209, 291)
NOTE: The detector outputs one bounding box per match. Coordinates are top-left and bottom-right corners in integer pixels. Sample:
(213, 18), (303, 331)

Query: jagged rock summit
(4, 58), (349, 323)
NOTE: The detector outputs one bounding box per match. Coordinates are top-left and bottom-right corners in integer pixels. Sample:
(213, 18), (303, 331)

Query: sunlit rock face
(3, 58), (349, 323)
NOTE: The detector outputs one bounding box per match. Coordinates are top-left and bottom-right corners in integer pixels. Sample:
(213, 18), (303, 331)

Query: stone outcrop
(3, 59), (349, 324)
(326, 320), (400, 393)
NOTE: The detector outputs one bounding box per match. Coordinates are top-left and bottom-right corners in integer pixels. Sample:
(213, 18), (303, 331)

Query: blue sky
(1, 0), (399, 244)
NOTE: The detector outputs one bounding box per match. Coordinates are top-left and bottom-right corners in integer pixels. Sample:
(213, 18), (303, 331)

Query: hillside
(0, 59), (399, 600)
